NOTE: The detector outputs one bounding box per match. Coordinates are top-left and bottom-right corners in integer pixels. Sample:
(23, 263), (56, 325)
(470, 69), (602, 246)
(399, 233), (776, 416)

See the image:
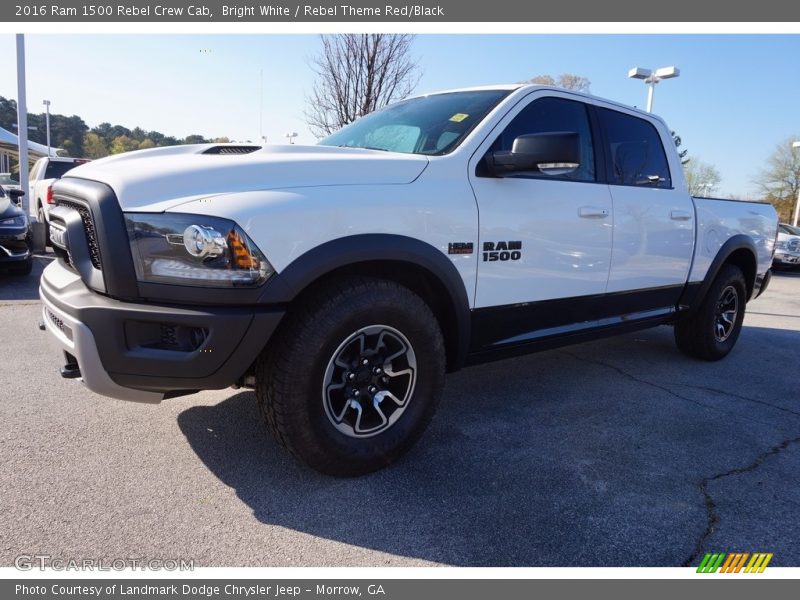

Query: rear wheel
(256, 277), (446, 476)
(674, 264), (747, 361)
(37, 204), (50, 247)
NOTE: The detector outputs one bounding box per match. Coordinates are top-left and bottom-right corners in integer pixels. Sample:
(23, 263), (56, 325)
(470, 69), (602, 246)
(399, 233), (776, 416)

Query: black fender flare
(258, 233), (472, 369)
(678, 234), (758, 312)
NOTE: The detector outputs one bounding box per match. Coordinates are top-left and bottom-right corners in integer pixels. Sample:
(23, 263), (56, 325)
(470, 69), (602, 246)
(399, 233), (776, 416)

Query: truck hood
(62, 144), (429, 211)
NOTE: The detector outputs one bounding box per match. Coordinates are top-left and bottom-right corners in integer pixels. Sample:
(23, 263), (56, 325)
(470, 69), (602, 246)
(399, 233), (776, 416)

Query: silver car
(774, 223), (800, 268)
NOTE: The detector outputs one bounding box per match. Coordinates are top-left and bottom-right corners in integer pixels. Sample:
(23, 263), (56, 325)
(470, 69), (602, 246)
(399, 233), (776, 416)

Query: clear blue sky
(1, 34), (798, 197)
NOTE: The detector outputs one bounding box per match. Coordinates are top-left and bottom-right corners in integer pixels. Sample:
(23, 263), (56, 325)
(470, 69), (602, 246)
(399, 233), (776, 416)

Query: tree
(527, 74), (591, 93)
(183, 134), (208, 145)
(110, 135), (139, 154)
(672, 131), (689, 165)
(83, 132), (109, 159)
(755, 136), (800, 222)
(305, 34), (420, 138)
(683, 159), (721, 196)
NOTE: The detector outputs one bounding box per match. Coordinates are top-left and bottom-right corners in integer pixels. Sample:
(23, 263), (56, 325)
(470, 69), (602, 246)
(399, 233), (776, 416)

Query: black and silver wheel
(323, 325), (418, 439)
(674, 264), (747, 361)
(256, 277), (445, 476)
(712, 285), (738, 343)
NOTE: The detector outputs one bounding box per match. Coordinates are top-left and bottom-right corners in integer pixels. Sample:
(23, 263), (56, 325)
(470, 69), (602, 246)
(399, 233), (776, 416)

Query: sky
(0, 33), (798, 197)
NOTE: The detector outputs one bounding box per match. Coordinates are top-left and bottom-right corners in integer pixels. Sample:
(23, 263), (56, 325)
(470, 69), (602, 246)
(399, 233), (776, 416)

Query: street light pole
(43, 99), (51, 157)
(15, 34), (30, 217)
(792, 141), (800, 226)
(628, 66), (680, 113)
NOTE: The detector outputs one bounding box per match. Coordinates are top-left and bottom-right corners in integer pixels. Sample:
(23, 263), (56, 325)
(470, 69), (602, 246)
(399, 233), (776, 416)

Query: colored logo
(696, 552), (773, 573)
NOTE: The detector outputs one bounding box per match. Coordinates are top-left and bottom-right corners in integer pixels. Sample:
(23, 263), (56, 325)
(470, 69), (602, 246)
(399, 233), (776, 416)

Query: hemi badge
(448, 242), (474, 255)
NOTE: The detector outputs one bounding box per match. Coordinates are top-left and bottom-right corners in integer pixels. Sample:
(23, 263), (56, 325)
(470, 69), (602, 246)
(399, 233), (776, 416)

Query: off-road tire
(38, 205), (50, 247)
(256, 277), (445, 476)
(674, 264), (747, 361)
(9, 258), (33, 276)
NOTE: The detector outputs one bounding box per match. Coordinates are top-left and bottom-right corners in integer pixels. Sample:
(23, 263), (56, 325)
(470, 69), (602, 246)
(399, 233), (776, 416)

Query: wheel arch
(258, 234), (472, 371)
(680, 234), (758, 313)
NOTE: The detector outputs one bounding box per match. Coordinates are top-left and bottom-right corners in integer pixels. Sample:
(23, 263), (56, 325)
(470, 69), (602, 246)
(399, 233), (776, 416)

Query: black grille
(55, 199), (102, 270)
(202, 145), (261, 155)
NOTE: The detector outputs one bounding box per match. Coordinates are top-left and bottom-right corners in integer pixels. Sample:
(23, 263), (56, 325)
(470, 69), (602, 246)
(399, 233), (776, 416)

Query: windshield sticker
(449, 113), (469, 123)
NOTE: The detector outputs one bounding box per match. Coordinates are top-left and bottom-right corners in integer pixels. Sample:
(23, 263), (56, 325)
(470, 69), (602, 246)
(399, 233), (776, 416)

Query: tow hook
(38, 321), (45, 331)
(60, 351), (81, 379)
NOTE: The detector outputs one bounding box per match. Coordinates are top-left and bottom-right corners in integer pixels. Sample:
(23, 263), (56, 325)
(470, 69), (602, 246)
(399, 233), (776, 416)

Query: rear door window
(596, 107), (671, 188)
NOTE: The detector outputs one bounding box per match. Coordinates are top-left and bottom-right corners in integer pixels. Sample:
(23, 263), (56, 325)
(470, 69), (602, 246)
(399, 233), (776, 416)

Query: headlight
(775, 240), (788, 250)
(0, 215), (26, 227)
(125, 213), (274, 288)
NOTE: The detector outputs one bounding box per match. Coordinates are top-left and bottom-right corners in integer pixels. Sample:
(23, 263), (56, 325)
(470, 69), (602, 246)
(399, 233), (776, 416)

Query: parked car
(40, 84), (778, 475)
(773, 223), (800, 268)
(0, 186), (32, 275)
(28, 156), (90, 240)
(0, 172), (22, 196)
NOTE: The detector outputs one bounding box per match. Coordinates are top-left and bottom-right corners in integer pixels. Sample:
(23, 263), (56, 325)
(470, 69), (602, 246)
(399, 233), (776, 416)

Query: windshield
(779, 223), (800, 235)
(319, 90), (510, 155)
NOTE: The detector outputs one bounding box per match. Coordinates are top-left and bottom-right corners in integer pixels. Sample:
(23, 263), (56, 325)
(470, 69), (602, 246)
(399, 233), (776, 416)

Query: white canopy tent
(0, 125), (62, 172)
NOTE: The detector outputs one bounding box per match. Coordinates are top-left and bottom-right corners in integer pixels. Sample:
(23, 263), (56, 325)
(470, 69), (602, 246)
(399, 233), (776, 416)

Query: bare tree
(305, 34), (420, 138)
(683, 158), (722, 196)
(756, 136), (800, 201)
(527, 73), (591, 93)
(753, 136), (800, 222)
(672, 131), (689, 165)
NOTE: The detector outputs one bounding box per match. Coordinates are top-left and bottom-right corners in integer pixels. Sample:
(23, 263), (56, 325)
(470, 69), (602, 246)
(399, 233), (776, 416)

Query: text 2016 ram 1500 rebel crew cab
(40, 85), (778, 475)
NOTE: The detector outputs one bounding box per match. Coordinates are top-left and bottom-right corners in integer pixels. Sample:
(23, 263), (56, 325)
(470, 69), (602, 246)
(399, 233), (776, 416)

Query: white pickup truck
(27, 156), (90, 238)
(40, 85), (778, 475)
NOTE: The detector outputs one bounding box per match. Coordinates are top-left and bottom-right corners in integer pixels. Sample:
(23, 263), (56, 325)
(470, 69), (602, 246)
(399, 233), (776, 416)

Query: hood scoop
(202, 145), (262, 155)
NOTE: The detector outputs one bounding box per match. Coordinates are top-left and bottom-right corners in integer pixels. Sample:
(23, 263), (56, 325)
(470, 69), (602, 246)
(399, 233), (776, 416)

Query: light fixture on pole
(792, 141), (800, 227)
(43, 99), (51, 157)
(284, 132), (298, 145)
(628, 66), (680, 113)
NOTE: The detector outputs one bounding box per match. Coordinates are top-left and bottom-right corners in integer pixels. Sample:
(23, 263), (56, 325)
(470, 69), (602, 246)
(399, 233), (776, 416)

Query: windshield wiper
(338, 144), (389, 152)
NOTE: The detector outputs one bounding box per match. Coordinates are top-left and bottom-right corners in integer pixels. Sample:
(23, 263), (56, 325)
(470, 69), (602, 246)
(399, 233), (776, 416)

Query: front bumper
(773, 251), (800, 266)
(0, 226), (32, 264)
(39, 260), (285, 403)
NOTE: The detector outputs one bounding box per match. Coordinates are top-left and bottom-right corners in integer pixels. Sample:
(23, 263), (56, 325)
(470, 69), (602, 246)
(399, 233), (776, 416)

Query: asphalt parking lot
(1, 254), (799, 567)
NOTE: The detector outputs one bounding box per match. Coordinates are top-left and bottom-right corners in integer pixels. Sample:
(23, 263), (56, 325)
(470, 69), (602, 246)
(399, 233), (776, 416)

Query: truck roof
(409, 83), (663, 123)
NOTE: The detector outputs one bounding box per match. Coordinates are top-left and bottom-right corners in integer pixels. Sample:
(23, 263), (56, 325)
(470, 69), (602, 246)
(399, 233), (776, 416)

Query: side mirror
(8, 188), (26, 200)
(486, 132), (580, 177)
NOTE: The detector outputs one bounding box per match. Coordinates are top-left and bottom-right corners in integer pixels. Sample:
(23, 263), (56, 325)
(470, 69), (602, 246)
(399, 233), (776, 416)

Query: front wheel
(10, 259), (33, 276)
(256, 277), (446, 476)
(674, 264), (747, 361)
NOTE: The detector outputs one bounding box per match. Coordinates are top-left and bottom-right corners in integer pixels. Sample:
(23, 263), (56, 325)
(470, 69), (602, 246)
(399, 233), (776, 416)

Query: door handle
(578, 206), (609, 218)
(670, 210), (693, 221)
